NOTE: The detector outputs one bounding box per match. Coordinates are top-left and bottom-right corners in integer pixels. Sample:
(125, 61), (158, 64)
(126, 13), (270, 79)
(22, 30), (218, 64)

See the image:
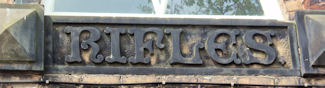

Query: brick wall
(279, 0), (304, 20)
(280, 0), (325, 20)
(304, 0), (325, 9)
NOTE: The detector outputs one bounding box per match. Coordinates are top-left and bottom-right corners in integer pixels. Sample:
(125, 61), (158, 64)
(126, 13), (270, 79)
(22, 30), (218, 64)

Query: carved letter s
(242, 30), (276, 65)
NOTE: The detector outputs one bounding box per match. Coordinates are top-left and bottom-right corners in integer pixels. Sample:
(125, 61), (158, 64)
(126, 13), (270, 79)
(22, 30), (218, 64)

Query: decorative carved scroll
(128, 28), (165, 64)
(165, 29), (203, 64)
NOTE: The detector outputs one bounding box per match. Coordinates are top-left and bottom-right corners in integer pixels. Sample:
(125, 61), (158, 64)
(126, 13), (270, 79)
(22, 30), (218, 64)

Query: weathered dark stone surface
(2, 4), (325, 87)
(296, 10), (325, 76)
(305, 15), (325, 66)
(44, 16), (300, 76)
(0, 4), (44, 70)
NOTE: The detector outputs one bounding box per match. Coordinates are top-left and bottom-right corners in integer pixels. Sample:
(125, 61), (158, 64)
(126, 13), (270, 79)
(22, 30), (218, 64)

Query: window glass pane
(165, 0), (264, 16)
(53, 0), (155, 14)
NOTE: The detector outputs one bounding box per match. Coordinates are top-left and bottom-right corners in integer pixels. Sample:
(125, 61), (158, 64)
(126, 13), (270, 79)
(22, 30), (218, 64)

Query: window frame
(42, 0), (284, 20)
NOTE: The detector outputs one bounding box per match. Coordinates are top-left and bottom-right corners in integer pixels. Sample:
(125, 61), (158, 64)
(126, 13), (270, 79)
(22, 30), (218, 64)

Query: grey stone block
(296, 10), (325, 76)
(0, 4), (44, 71)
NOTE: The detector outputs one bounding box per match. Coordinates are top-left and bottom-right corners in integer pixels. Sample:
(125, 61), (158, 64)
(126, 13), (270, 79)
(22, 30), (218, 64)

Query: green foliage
(170, 0), (263, 15)
(165, 0), (264, 15)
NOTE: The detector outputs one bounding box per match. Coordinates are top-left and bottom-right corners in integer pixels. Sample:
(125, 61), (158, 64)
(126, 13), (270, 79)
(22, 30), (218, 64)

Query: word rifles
(64, 26), (276, 65)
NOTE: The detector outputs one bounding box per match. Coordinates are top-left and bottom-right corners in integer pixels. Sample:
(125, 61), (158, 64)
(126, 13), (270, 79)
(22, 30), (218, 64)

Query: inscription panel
(45, 17), (299, 76)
